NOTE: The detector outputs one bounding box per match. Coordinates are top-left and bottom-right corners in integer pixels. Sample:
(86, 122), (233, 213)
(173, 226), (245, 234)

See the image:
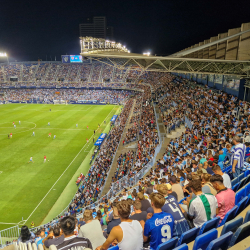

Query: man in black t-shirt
(129, 200), (147, 222)
(107, 207), (121, 235)
(137, 192), (151, 211)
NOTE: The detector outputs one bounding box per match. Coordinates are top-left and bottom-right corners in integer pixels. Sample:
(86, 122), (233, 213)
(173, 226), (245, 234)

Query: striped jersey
(189, 193), (218, 228)
(233, 143), (246, 169)
(56, 235), (92, 250)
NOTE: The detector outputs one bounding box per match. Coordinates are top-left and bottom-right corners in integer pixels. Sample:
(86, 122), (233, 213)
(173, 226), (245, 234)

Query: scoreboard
(62, 55), (82, 63)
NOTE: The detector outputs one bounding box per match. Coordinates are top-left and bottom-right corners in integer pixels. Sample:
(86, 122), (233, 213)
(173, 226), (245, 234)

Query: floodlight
(0, 52), (7, 57)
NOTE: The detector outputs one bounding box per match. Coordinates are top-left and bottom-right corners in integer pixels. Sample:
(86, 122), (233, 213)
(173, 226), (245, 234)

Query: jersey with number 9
(144, 211), (174, 250)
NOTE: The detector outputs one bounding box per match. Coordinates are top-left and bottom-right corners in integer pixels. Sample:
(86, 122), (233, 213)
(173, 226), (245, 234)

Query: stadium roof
(85, 53), (250, 77)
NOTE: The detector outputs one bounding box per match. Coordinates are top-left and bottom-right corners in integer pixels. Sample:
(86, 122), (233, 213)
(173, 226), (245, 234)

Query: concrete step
(101, 100), (137, 196)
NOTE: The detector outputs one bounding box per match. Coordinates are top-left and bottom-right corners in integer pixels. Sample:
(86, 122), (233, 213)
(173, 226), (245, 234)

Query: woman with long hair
(18, 225), (35, 244)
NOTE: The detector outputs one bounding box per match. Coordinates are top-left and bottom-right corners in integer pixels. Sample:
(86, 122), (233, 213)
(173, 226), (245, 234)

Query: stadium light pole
(0, 52), (9, 64)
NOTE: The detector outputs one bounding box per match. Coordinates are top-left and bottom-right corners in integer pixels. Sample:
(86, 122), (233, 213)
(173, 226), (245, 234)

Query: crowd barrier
(0, 226), (20, 247)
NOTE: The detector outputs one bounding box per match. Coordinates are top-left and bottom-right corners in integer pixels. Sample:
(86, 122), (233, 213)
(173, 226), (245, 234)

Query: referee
(232, 136), (246, 177)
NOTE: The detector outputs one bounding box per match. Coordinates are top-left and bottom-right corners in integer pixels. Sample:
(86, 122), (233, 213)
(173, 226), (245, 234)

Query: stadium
(1, 13), (250, 250)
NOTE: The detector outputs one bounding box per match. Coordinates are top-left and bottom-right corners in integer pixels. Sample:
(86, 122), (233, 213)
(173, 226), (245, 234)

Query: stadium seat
(179, 197), (187, 204)
(245, 183), (250, 197)
(199, 216), (220, 235)
(192, 229), (218, 250)
(107, 246), (119, 250)
(156, 237), (178, 250)
(220, 216), (243, 236)
(234, 197), (248, 216)
(218, 206), (238, 227)
(238, 173), (245, 182)
(177, 227), (200, 246)
(232, 183), (240, 192)
(231, 177), (239, 187)
(244, 210), (250, 223)
(244, 174), (250, 186)
(172, 244), (188, 250)
(235, 188), (246, 205)
(229, 221), (250, 247)
(238, 177), (248, 190)
(244, 169), (250, 178)
(206, 231), (233, 250)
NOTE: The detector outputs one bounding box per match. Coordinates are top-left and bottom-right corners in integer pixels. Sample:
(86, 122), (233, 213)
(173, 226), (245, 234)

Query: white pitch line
(35, 127), (94, 131)
(25, 106), (116, 223)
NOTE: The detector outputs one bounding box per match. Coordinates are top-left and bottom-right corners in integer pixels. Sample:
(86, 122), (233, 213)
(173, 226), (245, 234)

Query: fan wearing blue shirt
(143, 192), (174, 250)
(147, 184), (190, 238)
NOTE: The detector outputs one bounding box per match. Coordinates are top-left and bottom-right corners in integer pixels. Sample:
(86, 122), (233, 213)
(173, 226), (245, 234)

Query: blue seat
(244, 174), (250, 186)
(235, 188), (246, 205)
(156, 237), (178, 250)
(229, 221), (250, 247)
(232, 183), (240, 192)
(231, 177), (239, 187)
(238, 177), (248, 190)
(179, 197), (187, 204)
(206, 231), (233, 250)
(234, 197), (248, 216)
(218, 206), (238, 227)
(172, 244), (188, 250)
(245, 183), (250, 196)
(199, 217), (220, 235)
(220, 216), (243, 236)
(244, 169), (250, 177)
(238, 173), (245, 182)
(244, 210), (250, 223)
(107, 246), (118, 250)
(193, 229), (218, 250)
(178, 227), (200, 246)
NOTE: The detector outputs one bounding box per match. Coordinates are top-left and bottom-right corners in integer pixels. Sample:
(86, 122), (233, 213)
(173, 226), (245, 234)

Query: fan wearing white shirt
(211, 164), (231, 189)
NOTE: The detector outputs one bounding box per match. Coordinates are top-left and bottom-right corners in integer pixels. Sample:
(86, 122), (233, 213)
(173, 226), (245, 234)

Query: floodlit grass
(0, 104), (119, 230)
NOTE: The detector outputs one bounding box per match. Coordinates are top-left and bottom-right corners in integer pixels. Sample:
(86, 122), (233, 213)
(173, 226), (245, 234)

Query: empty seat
(231, 177), (239, 187)
(218, 206), (238, 227)
(238, 173), (244, 182)
(199, 217), (220, 235)
(244, 174), (250, 186)
(178, 227), (200, 246)
(172, 244), (188, 250)
(229, 221), (250, 247)
(193, 229), (218, 250)
(238, 177), (248, 190)
(220, 216), (243, 236)
(245, 183), (250, 197)
(234, 197), (248, 216)
(206, 231), (233, 250)
(244, 210), (250, 223)
(156, 237), (178, 250)
(235, 188), (246, 205)
(244, 169), (250, 177)
(232, 183), (240, 192)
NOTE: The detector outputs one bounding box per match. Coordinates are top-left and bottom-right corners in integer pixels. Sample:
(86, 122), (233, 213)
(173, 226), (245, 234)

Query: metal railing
(0, 226), (20, 248)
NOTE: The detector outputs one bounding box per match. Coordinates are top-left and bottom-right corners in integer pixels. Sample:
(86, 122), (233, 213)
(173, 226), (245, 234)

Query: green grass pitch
(0, 103), (119, 230)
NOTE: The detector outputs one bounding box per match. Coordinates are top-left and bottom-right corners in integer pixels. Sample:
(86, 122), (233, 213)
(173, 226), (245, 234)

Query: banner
(94, 133), (107, 147)
(110, 115), (118, 123)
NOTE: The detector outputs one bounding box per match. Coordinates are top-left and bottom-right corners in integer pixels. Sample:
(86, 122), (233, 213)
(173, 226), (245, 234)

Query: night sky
(1, 0), (250, 61)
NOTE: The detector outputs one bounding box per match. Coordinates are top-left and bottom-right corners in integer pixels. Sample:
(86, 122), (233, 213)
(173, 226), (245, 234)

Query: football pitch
(0, 103), (120, 230)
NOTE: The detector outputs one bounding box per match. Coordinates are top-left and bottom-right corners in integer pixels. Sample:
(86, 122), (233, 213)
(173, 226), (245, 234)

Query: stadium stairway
(167, 125), (186, 139)
(101, 100), (137, 196)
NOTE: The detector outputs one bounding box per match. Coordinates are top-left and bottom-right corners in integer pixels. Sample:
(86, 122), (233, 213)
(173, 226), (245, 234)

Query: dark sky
(0, 0), (250, 61)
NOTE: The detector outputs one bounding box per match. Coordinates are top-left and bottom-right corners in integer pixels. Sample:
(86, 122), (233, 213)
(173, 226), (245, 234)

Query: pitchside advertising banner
(110, 115), (118, 123)
(94, 133), (107, 147)
(62, 55), (83, 63)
